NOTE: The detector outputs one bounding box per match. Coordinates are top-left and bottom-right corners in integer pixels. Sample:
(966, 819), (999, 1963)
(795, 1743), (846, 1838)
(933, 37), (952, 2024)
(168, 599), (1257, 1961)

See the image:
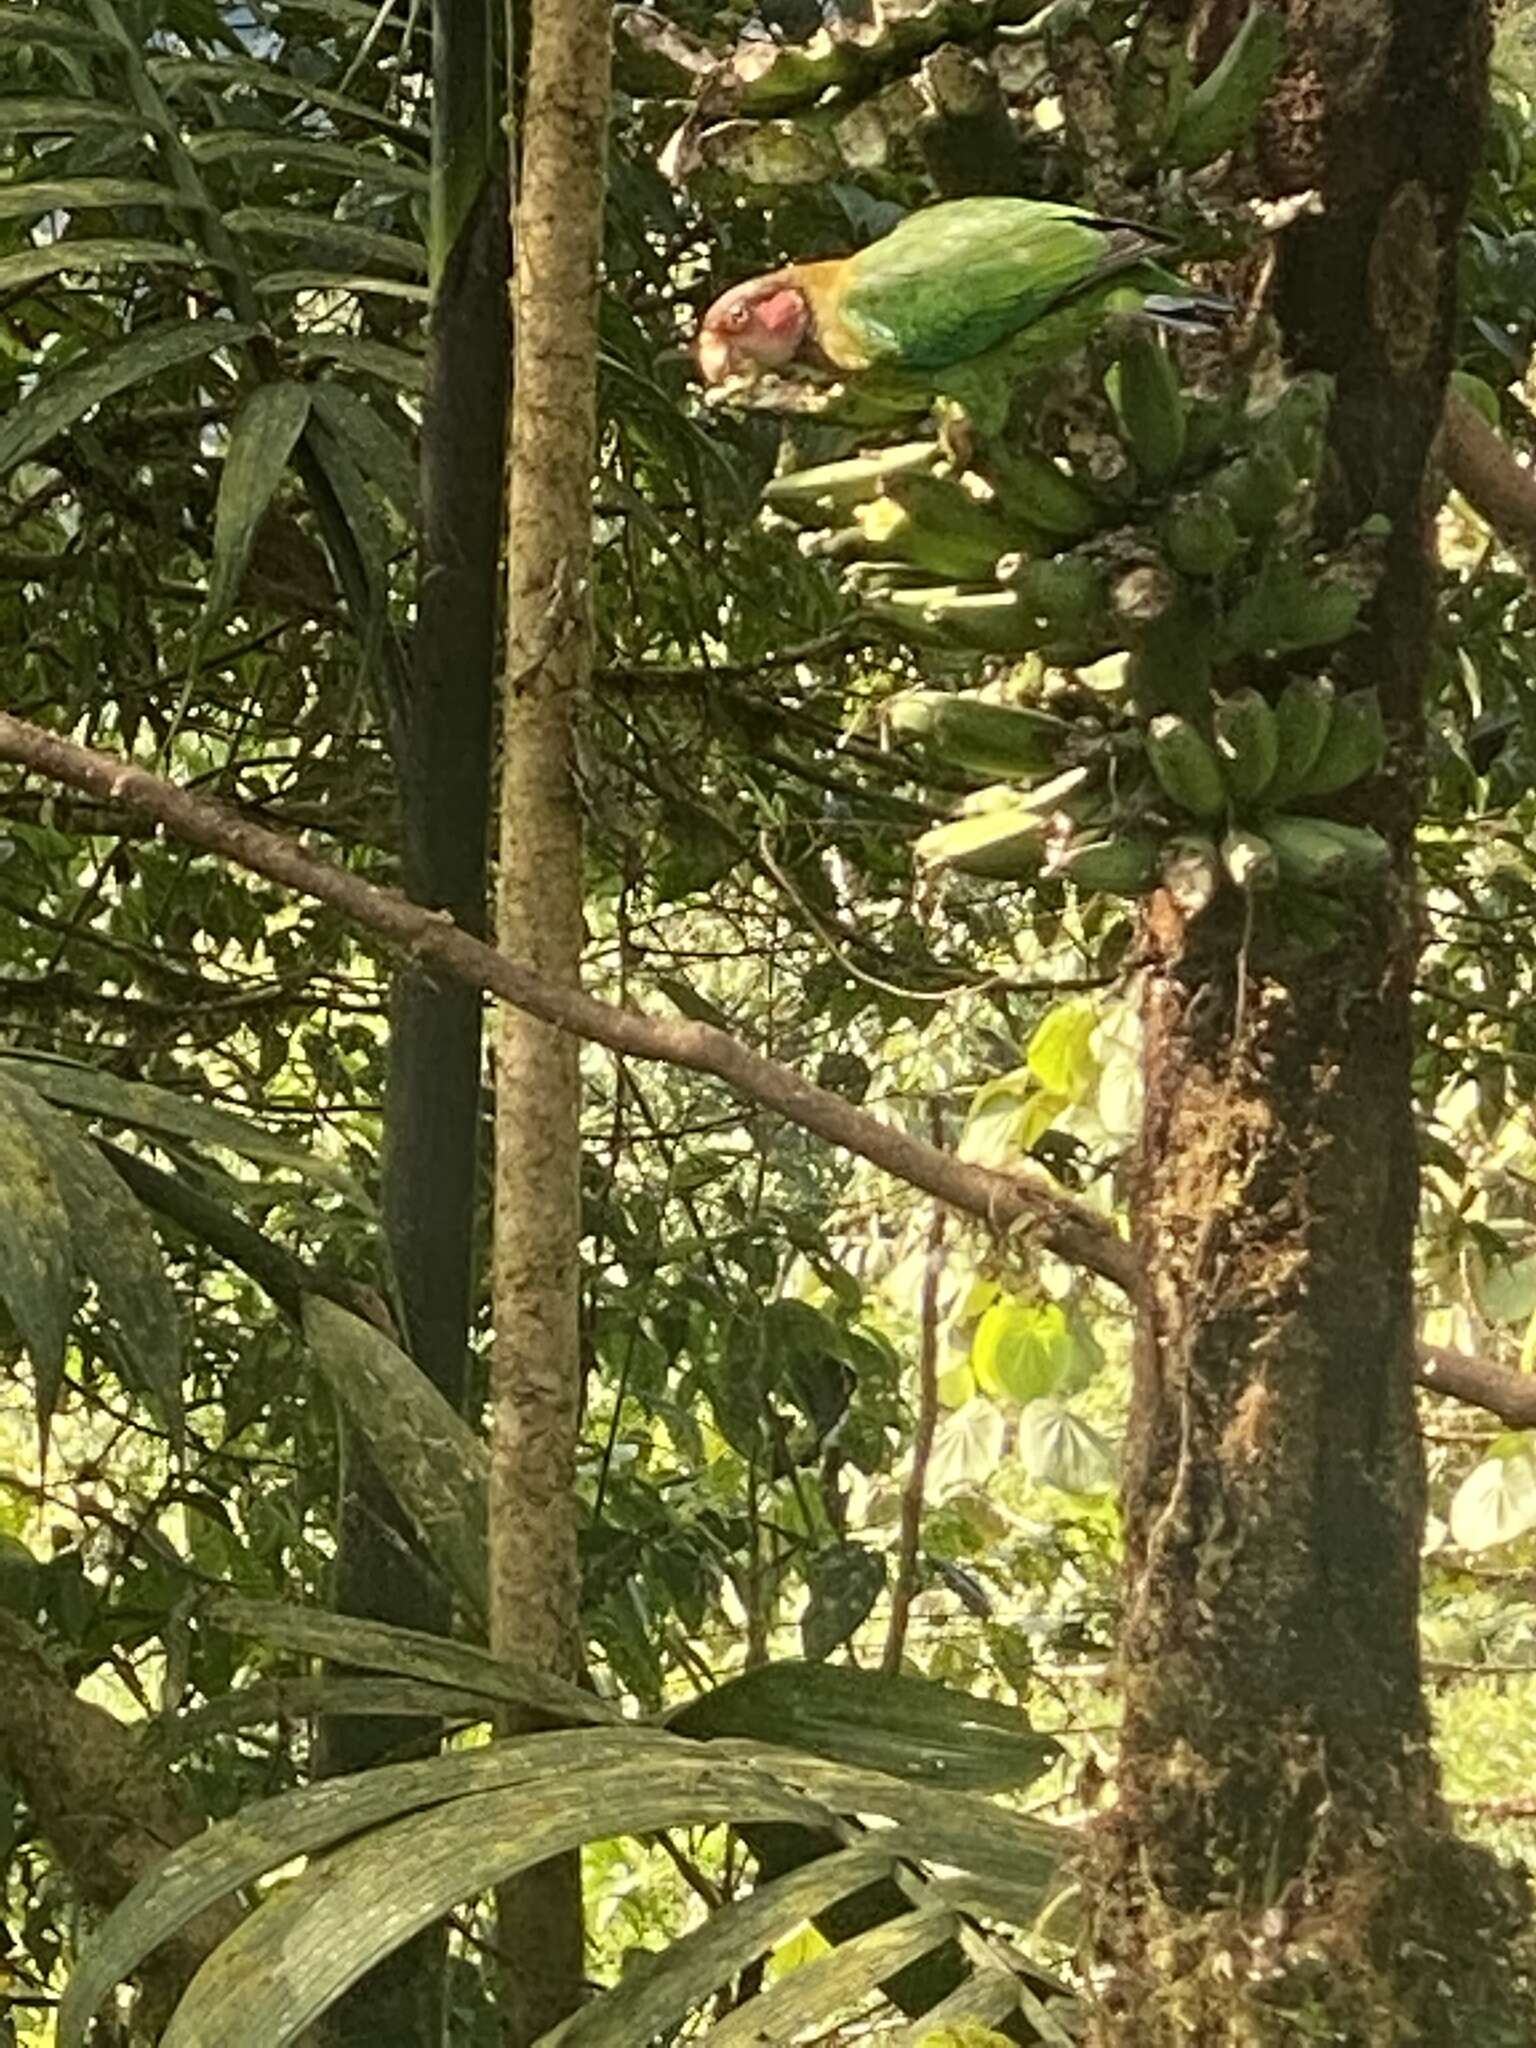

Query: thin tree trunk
(1088, 4), (1534, 2039)
(491, 0), (612, 2035)
(317, 9), (507, 2045)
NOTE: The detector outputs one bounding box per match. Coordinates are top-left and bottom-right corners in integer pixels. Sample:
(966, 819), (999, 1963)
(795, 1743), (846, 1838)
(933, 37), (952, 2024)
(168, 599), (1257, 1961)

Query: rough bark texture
(316, 11), (508, 2044)
(491, 0), (612, 2035)
(0, 1613), (242, 2036)
(1087, 5), (1536, 2041)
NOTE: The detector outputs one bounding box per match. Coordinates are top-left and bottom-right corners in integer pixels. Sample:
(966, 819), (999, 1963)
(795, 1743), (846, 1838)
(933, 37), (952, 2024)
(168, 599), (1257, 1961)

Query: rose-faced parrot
(697, 195), (1228, 390)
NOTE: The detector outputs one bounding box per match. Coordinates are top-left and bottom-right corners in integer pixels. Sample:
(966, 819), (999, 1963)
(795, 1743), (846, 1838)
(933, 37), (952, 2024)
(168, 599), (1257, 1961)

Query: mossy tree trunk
(1088, 4), (1535, 2040)
(490, 0), (612, 2037)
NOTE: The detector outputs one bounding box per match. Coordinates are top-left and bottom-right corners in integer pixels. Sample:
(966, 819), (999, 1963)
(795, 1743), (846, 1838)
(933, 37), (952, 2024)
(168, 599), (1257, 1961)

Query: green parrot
(696, 196), (1227, 395)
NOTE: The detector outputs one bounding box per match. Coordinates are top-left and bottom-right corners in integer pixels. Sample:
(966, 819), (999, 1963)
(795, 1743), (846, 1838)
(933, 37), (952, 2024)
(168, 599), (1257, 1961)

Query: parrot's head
(696, 273), (810, 386)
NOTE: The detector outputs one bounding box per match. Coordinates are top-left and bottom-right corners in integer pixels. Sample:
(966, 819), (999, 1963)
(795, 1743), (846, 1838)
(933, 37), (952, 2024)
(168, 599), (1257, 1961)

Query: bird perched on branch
(696, 195), (1229, 391)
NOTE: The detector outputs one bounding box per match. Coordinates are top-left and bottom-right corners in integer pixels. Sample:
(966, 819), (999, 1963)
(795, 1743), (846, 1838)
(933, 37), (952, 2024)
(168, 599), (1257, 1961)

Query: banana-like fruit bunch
(1142, 676), (1390, 900)
(889, 671), (1391, 910)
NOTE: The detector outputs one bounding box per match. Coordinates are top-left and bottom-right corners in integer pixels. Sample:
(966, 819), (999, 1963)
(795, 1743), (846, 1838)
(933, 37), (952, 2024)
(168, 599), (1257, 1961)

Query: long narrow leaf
(707, 1908), (960, 2046)
(60, 1729), (687, 2046)
(0, 1074), (76, 1430)
(668, 1662), (1061, 1792)
(299, 1297), (486, 1617)
(3, 1077), (182, 1442)
(0, 97), (142, 133)
(309, 381), (419, 523)
(223, 208), (426, 277)
(0, 319), (250, 475)
(206, 1597), (613, 1725)
(156, 1754), (840, 2048)
(0, 1055), (365, 1198)
(0, 178), (189, 220)
(148, 55), (427, 146)
(185, 132), (431, 194)
(0, 240), (203, 292)
(289, 334), (426, 392)
(256, 269), (429, 303)
(0, 6), (115, 45)
(145, 1675), (499, 1758)
(890, 1968), (1026, 2043)
(545, 1843), (908, 2048)
(199, 378), (312, 645)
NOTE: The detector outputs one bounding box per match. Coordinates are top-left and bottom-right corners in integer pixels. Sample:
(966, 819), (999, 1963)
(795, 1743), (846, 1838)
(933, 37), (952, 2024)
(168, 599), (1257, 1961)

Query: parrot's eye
(724, 305), (752, 331)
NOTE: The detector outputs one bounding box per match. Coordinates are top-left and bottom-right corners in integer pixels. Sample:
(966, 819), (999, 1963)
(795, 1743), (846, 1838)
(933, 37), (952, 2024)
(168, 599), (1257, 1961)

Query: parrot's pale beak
(696, 328), (733, 387)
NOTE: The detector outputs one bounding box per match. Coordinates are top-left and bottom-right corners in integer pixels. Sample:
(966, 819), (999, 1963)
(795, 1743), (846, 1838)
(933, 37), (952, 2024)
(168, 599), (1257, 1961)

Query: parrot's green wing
(834, 198), (1167, 372)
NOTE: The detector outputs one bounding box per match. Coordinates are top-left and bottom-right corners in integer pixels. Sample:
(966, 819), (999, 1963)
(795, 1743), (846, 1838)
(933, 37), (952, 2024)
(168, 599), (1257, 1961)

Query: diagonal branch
(2, 713), (1534, 1430)
(1442, 386), (1536, 574)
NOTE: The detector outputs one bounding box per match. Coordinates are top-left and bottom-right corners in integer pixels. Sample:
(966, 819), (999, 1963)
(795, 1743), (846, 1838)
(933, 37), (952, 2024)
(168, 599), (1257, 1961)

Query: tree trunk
(491, 0), (612, 2036)
(1088, 4), (1535, 2039)
(317, 9), (507, 2044)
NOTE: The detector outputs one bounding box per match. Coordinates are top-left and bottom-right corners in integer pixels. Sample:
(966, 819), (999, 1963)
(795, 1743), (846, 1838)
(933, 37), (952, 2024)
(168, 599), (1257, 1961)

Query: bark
(1087, 4), (1536, 2040)
(316, 9), (508, 2043)
(0, 1613), (241, 2037)
(490, 0), (612, 2033)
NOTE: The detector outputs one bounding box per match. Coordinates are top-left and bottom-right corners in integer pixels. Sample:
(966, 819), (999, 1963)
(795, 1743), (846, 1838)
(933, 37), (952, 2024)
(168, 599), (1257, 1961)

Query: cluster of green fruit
(763, 359), (1363, 695)
(890, 672), (1390, 907)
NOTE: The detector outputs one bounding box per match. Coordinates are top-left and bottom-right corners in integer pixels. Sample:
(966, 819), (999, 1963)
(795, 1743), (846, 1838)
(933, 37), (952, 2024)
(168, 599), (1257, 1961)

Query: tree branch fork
(0, 711), (1527, 1428)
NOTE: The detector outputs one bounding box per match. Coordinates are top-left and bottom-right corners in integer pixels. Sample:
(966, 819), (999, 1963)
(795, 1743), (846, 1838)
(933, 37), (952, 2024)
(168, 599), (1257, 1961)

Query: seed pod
(978, 446), (1103, 540)
(885, 690), (1072, 781)
(1213, 687), (1279, 804)
(1107, 332), (1187, 486)
(914, 805), (1052, 880)
(1266, 674), (1338, 806)
(1265, 814), (1390, 891)
(1054, 832), (1160, 895)
(1166, 1), (1288, 170)
(1291, 687), (1386, 799)
(1129, 596), (1216, 720)
(1162, 492), (1244, 577)
(1146, 713), (1228, 821)
(1210, 444), (1298, 536)
(762, 442), (943, 523)
(1221, 825), (1278, 892)
(1161, 832), (1222, 917)
(854, 497), (1003, 582)
(1253, 373), (1334, 482)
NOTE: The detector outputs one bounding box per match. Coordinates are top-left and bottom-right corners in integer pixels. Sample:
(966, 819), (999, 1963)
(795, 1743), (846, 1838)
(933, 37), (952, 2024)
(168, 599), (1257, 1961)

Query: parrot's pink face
(696, 276), (811, 385)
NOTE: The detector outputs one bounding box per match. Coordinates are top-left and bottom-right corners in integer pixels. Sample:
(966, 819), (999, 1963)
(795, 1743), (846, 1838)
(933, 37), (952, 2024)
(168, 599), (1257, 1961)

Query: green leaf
(0, 1056), (366, 1199)
(1471, 1251), (1536, 1326)
(1449, 1447), (1536, 1552)
(0, 1077), (76, 1431)
(255, 269), (430, 304)
(301, 1297), (486, 1621)
(184, 132), (431, 195)
(552, 1848), (891, 2048)
(289, 334), (426, 393)
(667, 1662), (1061, 1792)
(3, 1081), (182, 1441)
(1016, 1401), (1116, 1495)
(206, 1598), (613, 1726)
(201, 380), (312, 642)
(801, 1542), (884, 1660)
(0, 96), (143, 134)
(926, 1401), (1007, 1493)
(0, 239), (203, 293)
(971, 1298), (1074, 1405)
(1024, 998), (1101, 1104)
(224, 208), (426, 278)
(0, 177), (188, 220)
(309, 381), (419, 524)
(0, 7), (116, 45)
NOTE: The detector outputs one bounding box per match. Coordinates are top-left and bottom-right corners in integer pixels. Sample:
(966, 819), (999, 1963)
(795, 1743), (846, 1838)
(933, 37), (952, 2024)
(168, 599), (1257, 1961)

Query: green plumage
(825, 198), (1175, 372)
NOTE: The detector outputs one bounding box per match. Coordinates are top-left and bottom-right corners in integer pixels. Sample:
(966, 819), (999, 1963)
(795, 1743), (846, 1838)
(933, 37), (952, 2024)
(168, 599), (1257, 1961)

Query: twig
(884, 1191), (946, 1676)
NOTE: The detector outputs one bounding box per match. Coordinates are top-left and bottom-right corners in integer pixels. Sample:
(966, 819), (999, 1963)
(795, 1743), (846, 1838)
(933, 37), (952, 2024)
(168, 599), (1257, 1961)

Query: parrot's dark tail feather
(1139, 290), (1236, 332)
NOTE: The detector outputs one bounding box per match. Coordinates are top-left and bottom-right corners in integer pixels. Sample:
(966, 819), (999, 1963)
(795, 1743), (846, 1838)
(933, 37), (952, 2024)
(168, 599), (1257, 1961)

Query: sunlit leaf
(1449, 1447), (1536, 1552)
(1016, 1401), (1116, 1494)
(971, 1298), (1075, 1406)
(0, 239), (203, 292)
(1025, 999), (1100, 1104)
(926, 1401), (1007, 1493)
